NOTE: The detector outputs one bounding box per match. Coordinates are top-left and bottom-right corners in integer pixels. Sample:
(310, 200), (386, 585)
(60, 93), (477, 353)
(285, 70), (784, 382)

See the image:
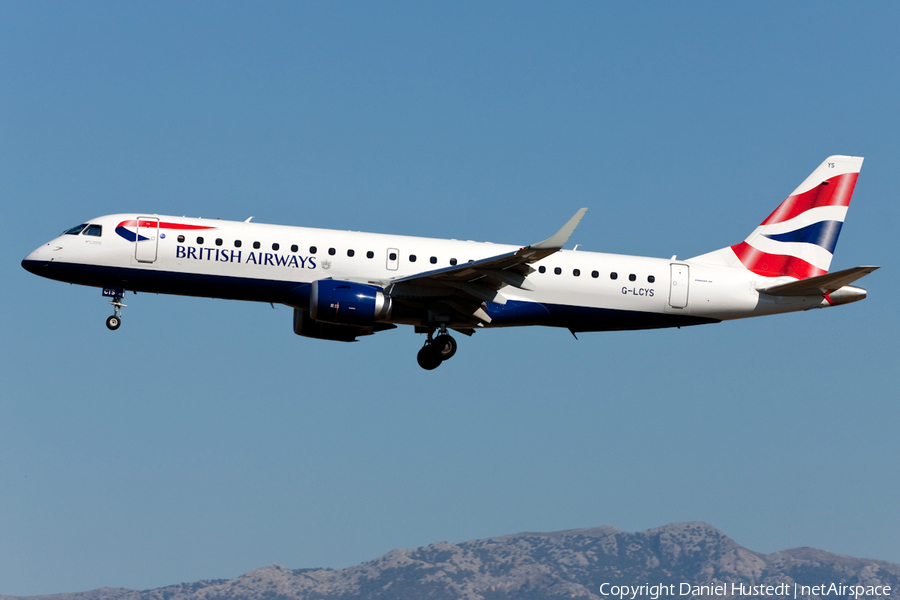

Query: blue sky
(2, 2), (898, 596)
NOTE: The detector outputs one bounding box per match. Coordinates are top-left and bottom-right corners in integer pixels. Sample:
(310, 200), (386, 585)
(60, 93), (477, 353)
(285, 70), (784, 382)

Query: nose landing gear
(103, 288), (126, 331)
(416, 328), (458, 370)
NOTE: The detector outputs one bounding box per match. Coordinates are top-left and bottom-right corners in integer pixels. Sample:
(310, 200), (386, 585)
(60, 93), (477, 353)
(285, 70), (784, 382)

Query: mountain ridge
(5, 522), (898, 600)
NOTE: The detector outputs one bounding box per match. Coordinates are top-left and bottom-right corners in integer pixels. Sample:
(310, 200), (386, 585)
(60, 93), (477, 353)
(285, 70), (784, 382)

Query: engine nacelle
(310, 279), (391, 326)
(293, 308), (371, 342)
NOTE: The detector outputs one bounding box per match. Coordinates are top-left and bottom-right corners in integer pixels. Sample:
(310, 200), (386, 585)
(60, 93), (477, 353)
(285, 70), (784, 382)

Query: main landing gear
(416, 328), (458, 370)
(105, 290), (126, 331)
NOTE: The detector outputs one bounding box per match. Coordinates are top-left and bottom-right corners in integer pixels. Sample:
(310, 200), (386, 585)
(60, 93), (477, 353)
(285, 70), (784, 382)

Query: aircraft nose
(22, 244), (56, 275)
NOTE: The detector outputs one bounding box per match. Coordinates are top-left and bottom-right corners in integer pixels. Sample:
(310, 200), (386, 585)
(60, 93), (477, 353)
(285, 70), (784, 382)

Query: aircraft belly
(24, 261), (308, 304)
(484, 299), (718, 331)
(503, 283), (669, 317)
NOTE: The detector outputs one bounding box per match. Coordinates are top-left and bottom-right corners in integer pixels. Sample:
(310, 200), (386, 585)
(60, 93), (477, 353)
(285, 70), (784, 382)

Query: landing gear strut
(416, 327), (457, 370)
(105, 290), (126, 331)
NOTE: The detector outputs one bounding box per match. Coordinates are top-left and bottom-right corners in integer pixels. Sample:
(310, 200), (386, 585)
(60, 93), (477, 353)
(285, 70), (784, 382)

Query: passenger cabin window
(253, 241), (260, 249)
(591, 270), (599, 278)
(83, 224), (102, 237)
(610, 272), (618, 280)
(539, 266), (546, 273)
(177, 235), (185, 243)
(234, 240), (242, 247)
(409, 254), (417, 262)
(347, 249), (355, 257)
(366, 251), (374, 259)
(197, 237), (204, 244)
(63, 224), (88, 235)
(328, 248), (336, 255)
(310, 246), (317, 254)
(389, 252), (397, 261)
(450, 258), (457, 265)
(629, 274), (636, 281)
(291, 244), (298, 253)
(573, 269), (580, 277)
(430, 256), (437, 264)
(272, 243), (280, 251)
(554, 267), (562, 275)
(648, 275), (655, 283)
(215, 238), (223, 246)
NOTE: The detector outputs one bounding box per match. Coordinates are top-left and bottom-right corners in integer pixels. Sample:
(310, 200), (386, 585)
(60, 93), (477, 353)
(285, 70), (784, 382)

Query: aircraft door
(386, 248), (399, 271)
(134, 217), (160, 263)
(668, 263), (690, 309)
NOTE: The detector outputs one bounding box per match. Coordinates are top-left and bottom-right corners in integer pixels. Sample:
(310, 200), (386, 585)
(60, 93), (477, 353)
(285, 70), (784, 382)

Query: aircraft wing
(757, 265), (880, 296)
(384, 208), (587, 325)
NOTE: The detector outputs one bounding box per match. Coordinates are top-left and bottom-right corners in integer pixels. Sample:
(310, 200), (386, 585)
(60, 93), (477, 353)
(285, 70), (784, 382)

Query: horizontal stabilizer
(758, 266), (879, 296)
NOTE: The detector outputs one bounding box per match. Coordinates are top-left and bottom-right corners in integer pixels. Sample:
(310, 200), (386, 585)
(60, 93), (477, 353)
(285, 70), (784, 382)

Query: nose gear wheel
(106, 292), (126, 330)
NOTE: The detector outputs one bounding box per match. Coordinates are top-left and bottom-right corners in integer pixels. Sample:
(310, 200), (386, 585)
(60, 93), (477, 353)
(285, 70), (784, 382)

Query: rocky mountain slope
(4, 522), (898, 600)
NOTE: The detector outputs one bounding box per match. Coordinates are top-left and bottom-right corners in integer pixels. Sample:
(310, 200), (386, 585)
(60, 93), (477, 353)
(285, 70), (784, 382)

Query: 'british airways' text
(175, 245), (317, 269)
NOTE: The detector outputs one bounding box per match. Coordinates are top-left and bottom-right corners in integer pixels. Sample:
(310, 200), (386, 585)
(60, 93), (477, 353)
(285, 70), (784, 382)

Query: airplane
(22, 155), (878, 370)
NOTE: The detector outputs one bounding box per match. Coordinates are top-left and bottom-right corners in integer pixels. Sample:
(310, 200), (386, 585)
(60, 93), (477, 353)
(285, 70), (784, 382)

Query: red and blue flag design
(729, 156), (862, 280)
(115, 219), (216, 242)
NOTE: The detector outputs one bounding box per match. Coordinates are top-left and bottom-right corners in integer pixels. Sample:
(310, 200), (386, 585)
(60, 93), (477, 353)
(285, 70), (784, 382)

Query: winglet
(531, 208), (588, 250)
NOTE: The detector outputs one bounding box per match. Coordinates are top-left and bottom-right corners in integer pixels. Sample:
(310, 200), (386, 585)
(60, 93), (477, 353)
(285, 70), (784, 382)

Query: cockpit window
(63, 224), (88, 235)
(83, 224), (102, 237)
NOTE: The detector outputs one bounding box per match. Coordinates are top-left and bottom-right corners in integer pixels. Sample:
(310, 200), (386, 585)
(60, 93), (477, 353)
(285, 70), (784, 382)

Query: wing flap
(384, 209), (587, 326)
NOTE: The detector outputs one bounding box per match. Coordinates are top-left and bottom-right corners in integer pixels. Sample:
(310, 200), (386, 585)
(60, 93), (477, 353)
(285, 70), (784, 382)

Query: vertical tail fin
(690, 155), (863, 279)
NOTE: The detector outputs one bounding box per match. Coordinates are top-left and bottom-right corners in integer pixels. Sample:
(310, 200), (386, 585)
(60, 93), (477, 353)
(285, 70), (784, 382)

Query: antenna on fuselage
(245, 217), (254, 223)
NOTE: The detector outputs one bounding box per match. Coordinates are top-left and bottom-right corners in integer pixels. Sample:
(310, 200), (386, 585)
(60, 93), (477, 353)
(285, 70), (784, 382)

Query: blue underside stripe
(22, 260), (719, 332)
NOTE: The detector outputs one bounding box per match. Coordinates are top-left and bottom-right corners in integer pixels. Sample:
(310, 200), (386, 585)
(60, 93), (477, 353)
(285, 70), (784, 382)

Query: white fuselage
(23, 213), (827, 334)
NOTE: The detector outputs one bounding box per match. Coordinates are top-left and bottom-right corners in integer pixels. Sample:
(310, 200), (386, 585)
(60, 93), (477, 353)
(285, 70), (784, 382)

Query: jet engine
(310, 279), (391, 326)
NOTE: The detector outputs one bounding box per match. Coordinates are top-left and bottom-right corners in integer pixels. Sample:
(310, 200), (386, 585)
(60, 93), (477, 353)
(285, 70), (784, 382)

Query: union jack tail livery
(691, 155), (863, 281)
